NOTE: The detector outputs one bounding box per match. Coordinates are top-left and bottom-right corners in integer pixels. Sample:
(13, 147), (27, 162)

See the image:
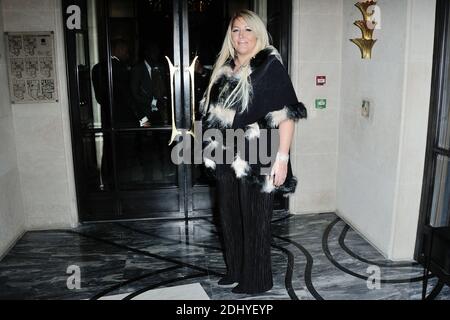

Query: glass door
(416, 0), (450, 257)
(64, 0), (189, 221)
(64, 0), (289, 222)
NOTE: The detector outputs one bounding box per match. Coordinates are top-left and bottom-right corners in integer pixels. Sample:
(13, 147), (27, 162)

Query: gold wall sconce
(350, 1), (378, 59)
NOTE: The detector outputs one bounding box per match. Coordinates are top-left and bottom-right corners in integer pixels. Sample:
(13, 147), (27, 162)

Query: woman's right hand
(271, 159), (288, 187)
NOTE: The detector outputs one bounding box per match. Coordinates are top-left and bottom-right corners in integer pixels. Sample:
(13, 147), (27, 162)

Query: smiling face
(231, 16), (257, 59)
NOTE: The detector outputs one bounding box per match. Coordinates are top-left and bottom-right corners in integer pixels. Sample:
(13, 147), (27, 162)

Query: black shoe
(231, 284), (272, 294)
(218, 276), (238, 286)
(231, 284), (247, 294)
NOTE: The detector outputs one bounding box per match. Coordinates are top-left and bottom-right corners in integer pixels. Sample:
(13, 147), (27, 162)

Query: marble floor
(0, 212), (448, 300)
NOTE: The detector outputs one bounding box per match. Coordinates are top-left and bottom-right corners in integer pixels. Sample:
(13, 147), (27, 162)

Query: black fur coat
(200, 46), (307, 196)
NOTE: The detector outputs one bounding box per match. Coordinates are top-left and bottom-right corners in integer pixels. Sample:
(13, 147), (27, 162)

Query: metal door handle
(165, 56), (181, 146)
(185, 56), (198, 138)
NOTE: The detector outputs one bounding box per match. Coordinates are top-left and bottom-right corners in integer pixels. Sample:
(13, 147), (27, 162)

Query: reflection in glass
(73, 0), (109, 129)
(437, 70), (450, 149)
(76, 33), (86, 66)
(88, 0), (103, 128)
(129, 43), (171, 127)
(107, 0), (173, 129)
(438, 15), (450, 149)
(116, 132), (178, 190)
(430, 155), (450, 227)
(81, 132), (114, 192)
(76, 33), (94, 127)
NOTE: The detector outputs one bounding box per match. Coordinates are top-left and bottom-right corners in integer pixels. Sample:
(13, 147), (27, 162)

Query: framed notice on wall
(5, 31), (59, 104)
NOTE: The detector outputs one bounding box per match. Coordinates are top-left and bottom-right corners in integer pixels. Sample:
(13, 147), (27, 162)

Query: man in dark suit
(130, 43), (171, 182)
(130, 43), (169, 127)
(92, 39), (140, 188)
(92, 39), (139, 128)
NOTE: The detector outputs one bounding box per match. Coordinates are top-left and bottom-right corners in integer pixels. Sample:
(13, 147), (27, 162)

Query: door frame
(62, 0), (293, 222)
(63, 0), (193, 222)
(414, 0), (448, 260)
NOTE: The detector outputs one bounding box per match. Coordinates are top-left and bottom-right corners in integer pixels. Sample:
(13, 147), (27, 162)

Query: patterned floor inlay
(99, 283), (210, 300)
(0, 212), (448, 300)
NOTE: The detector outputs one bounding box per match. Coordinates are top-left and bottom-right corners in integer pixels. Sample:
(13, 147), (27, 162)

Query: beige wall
(336, 0), (435, 260)
(290, 0), (343, 214)
(389, 0), (436, 259)
(0, 0), (26, 257)
(1, 0), (78, 233)
(290, 0), (435, 260)
(337, 0), (407, 258)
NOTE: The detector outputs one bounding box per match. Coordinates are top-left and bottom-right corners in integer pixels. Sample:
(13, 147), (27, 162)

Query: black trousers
(215, 164), (275, 293)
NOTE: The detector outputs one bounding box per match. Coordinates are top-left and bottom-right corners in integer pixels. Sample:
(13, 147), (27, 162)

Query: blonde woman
(200, 10), (307, 294)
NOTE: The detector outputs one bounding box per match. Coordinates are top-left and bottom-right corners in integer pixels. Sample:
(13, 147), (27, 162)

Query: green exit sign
(315, 99), (327, 109)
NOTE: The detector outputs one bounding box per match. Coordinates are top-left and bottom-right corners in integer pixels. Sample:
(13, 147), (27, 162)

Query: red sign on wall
(316, 76), (326, 86)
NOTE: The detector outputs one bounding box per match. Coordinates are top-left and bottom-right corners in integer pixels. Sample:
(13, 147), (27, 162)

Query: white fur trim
(207, 105), (236, 128)
(266, 107), (289, 128)
(217, 65), (234, 78)
(231, 154), (250, 178)
(204, 157), (216, 170)
(270, 49), (283, 64)
(199, 97), (207, 114)
(245, 122), (260, 140)
(261, 175), (276, 193)
(204, 138), (227, 152)
(204, 138), (219, 153)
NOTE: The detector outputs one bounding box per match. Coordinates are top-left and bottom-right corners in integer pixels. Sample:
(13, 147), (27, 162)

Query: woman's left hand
(271, 160), (288, 187)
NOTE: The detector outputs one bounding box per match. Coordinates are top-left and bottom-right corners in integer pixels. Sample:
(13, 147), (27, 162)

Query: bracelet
(276, 152), (289, 163)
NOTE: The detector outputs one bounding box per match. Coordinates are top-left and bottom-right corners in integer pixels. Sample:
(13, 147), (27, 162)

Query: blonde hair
(203, 10), (270, 114)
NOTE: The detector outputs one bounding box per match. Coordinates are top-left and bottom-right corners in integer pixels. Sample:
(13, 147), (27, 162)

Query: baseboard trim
(335, 209), (395, 261)
(0, 229), (26, 261)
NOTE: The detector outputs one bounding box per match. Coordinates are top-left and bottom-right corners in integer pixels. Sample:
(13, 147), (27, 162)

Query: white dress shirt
(140, 60), (158, 127)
